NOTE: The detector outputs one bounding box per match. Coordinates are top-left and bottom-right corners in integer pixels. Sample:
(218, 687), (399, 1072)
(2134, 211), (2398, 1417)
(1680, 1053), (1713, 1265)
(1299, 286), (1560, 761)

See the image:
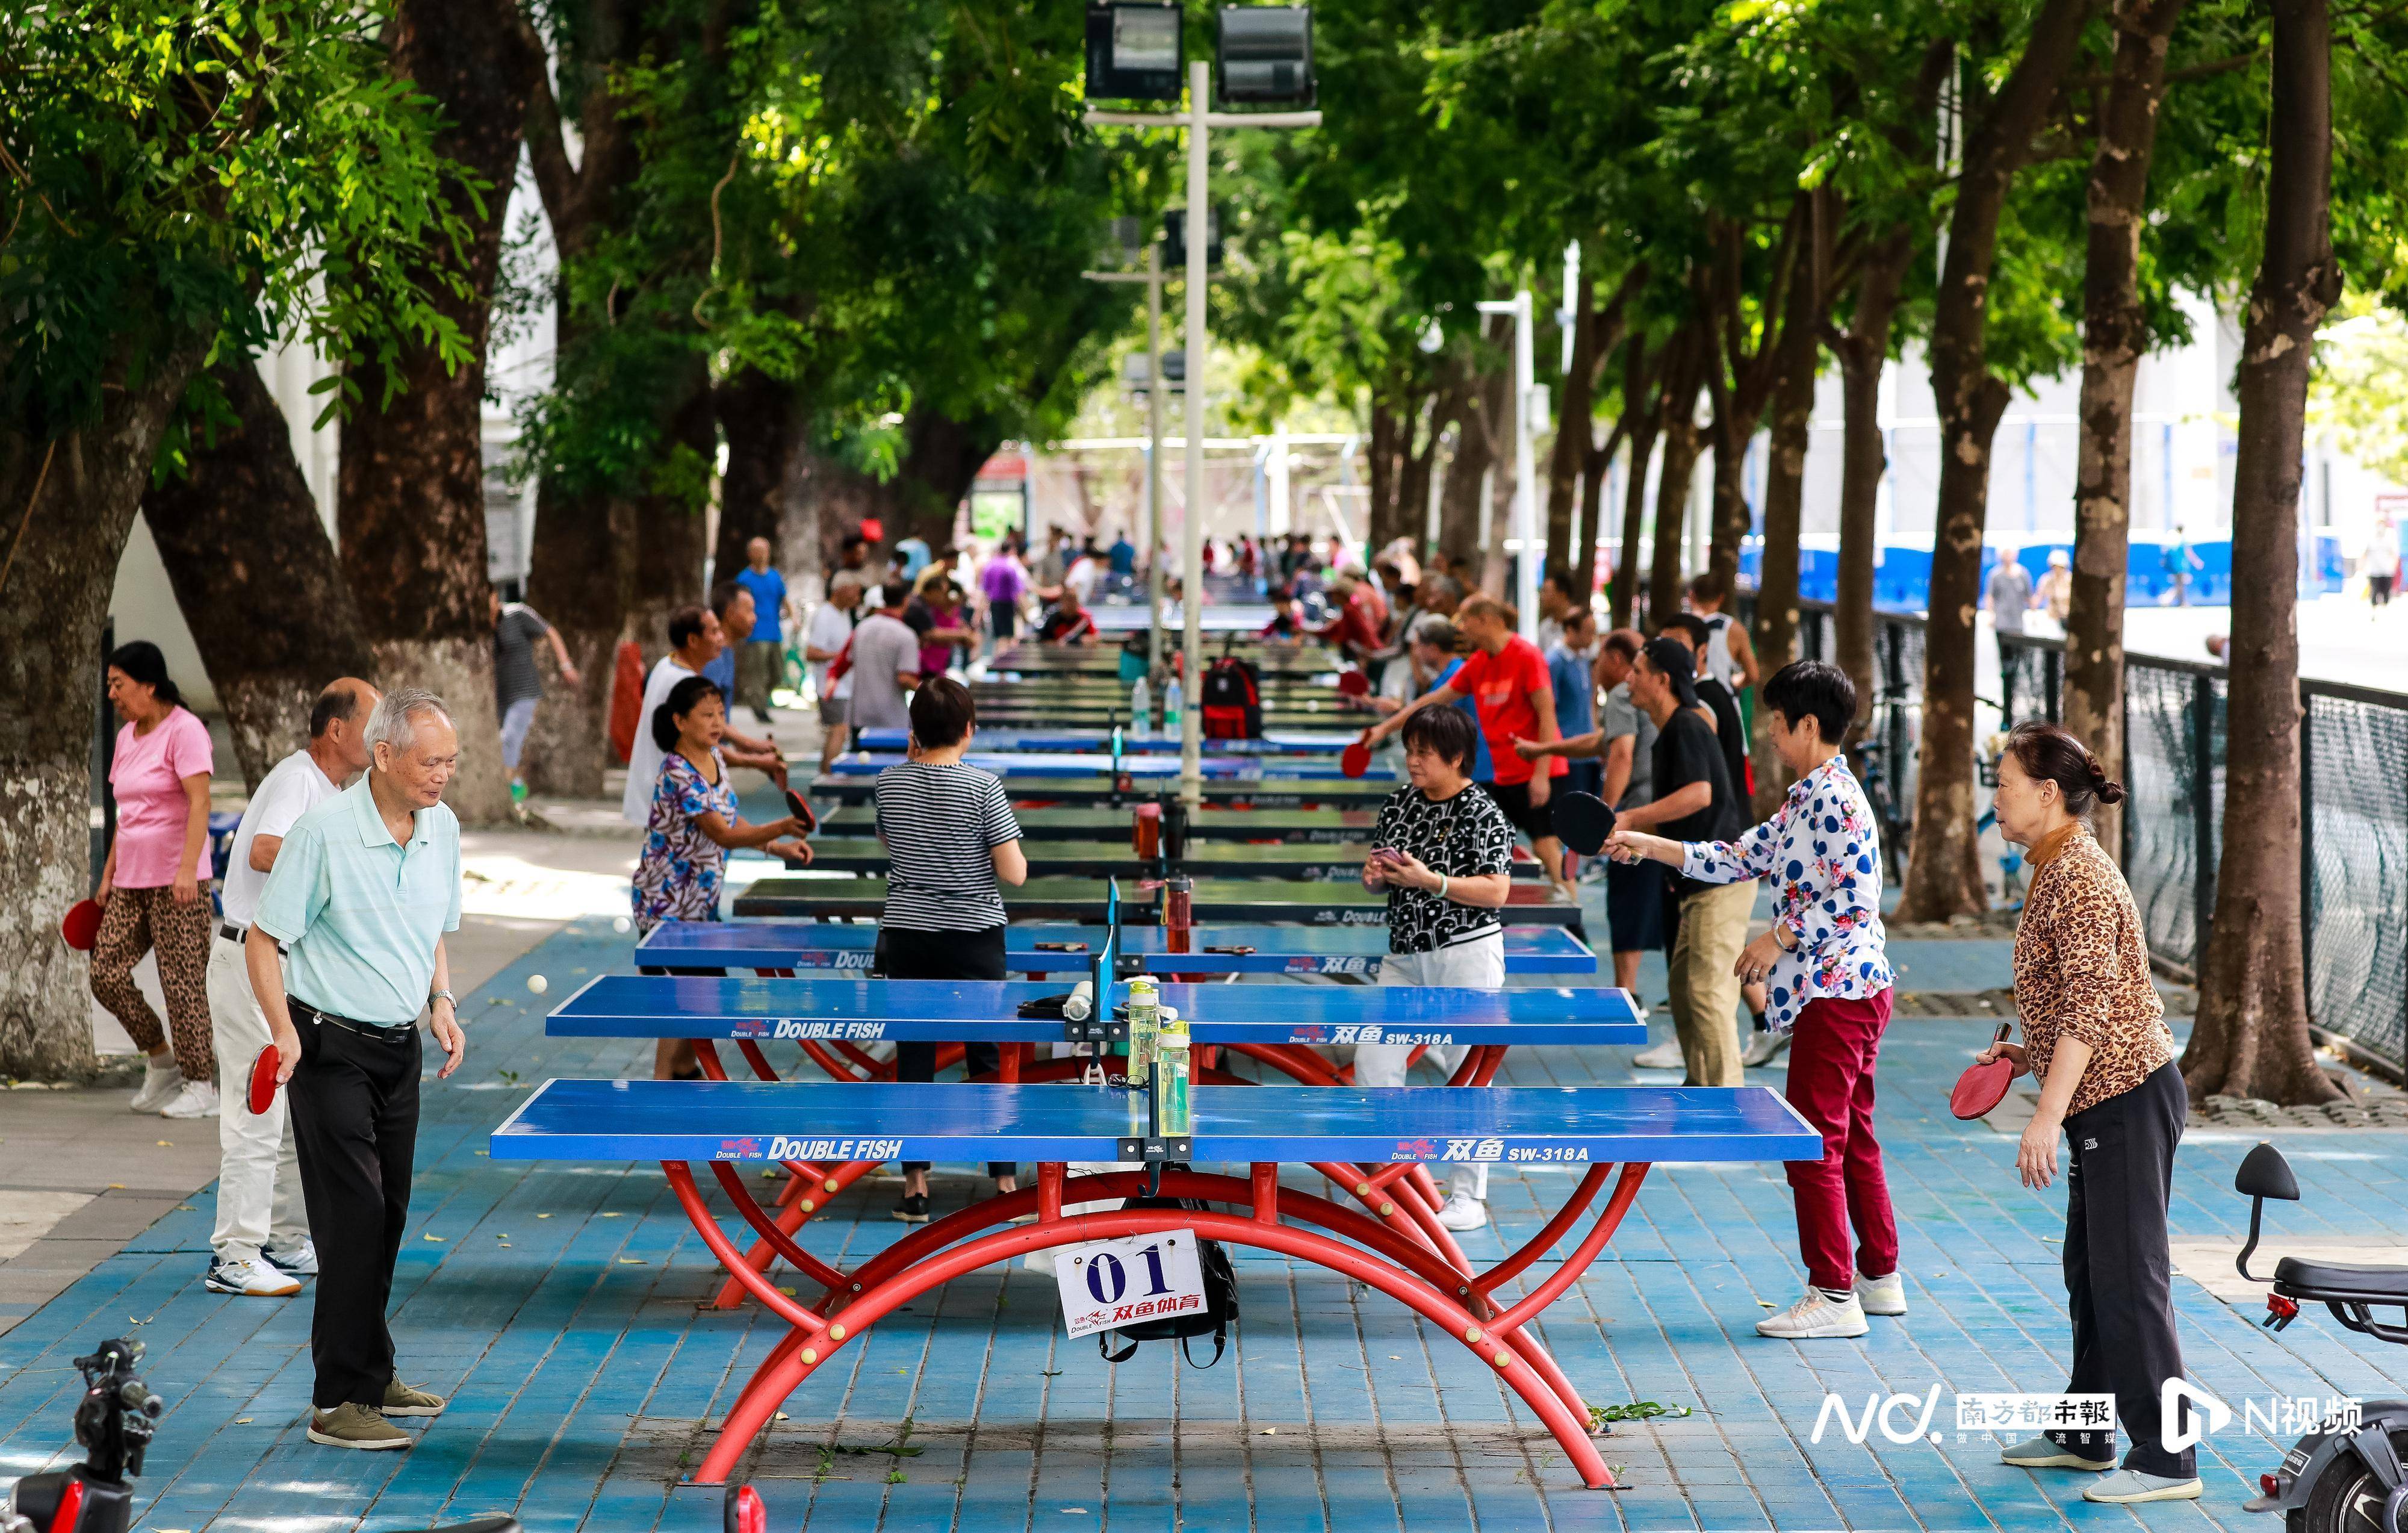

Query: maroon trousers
(1782, 991), (1899, 1292)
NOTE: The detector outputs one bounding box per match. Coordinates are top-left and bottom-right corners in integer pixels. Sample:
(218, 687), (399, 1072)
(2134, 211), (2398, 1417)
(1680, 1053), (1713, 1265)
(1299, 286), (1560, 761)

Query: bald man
(202, 678), (380, 1299)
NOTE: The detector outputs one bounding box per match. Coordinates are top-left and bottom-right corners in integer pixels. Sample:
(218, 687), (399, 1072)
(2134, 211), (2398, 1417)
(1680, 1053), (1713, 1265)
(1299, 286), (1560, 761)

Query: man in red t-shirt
(1364, 594), (1571, 893)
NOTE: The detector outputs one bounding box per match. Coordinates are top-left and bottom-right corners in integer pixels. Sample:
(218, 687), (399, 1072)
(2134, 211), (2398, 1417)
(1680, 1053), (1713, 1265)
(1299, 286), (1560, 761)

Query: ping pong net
(1092, 876), (1121, 1000)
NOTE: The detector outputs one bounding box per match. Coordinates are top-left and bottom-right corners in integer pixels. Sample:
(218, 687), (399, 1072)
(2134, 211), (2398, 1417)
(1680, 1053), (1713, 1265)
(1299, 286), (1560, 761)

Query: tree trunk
(0, 350), (208, 1080)
(1436, 364), (1501, 574)
(1898, 0), (2094, 923)
(1575, 418), (1621, 610)
(1366, 398), (1403, 554)
(522, 482), (637, 794)
(1397, 385), (1452, 559)
(2066, 0), (2187, 859)
(624, 383), (718, 661)
(143, 359), (376, 789)
(337, 0), (543, 826)
(2182, 0), (2338, 1106)
(1545, 263), (1606, 582)
(1608, 335), (1666, 630)
(713, 367), (803, 583)
(1647, 338), (1708, 629)
(1829, 237), (1910, 746)
(1749, 230), (1826, 813)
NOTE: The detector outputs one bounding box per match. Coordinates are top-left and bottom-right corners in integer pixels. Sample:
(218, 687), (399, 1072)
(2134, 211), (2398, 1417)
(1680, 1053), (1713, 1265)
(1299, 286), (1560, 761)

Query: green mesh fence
(2304, 687), (2408, 1063)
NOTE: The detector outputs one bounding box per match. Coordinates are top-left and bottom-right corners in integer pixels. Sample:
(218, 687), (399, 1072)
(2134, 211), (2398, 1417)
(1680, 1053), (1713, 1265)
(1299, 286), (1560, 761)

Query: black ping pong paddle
(1552, 791), (1617, 856)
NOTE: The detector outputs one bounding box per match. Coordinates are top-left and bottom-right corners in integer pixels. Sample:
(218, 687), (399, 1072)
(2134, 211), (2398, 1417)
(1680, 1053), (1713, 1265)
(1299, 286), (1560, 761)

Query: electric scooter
(0, 1337), (520, 1533)
(2234, 1142), (2408, 1532)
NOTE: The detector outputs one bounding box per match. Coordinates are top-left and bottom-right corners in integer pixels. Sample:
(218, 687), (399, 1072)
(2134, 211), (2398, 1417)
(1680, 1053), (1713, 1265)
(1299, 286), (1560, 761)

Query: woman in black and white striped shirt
(875, 676), (1029, 1222)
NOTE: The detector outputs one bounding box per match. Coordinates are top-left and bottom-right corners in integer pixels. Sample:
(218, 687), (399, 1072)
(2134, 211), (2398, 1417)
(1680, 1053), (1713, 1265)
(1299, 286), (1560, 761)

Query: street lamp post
(1087, 60), (1320, 807)
(1081, 241), (1170, 680)
(1477, 291), (1542, 642)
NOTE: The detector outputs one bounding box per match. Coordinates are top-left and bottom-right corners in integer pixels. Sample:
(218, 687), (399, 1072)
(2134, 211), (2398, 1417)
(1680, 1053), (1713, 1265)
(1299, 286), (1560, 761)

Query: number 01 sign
(1054, 1229), (1208, 1339)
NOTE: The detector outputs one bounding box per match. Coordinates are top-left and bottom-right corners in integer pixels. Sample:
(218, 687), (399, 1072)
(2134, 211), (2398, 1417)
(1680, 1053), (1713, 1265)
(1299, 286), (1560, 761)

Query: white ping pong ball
(613, 916), (632, 934)
(527, 974), (549, 995)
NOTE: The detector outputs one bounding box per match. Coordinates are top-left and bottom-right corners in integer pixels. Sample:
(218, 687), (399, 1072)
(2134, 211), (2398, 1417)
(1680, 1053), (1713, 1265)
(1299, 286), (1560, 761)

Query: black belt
(290, 998), (409, 1042)
(220, 922), (246, 943)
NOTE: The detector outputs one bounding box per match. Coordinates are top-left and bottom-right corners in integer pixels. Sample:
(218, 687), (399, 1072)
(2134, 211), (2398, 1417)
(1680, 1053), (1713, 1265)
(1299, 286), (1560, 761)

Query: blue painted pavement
(2, 915), (2401, 1531)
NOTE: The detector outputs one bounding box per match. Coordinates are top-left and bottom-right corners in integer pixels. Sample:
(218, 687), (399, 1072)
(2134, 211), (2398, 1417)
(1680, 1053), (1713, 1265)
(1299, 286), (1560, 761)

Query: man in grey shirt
(846, 579), (923, 732)
(1987, 545), (2034, 636)
(1512, 629), (1660, 992)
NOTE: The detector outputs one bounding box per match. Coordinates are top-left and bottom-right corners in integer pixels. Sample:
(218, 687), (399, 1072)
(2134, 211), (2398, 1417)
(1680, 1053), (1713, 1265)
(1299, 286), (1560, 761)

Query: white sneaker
(1631, 1039), (1684, 1070)
(1742, 1029), (1792, 1068)
(130, 1058), (179, 1113)
(160, 1080), (220, 1119)
(1755, 1288), (1869, 1339)
(264, 1239), (320, 1276)
(205, 1257), (300, 1297)
(1854, 1270), (1907, 1316)
(1435, 1192), (1488, 1232)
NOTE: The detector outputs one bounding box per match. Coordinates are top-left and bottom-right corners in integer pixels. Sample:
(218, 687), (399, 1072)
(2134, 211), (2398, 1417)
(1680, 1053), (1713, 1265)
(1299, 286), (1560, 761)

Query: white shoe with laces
(160, 1080), (220, 1119)
(264, 1238), (320, 1276)
(1631, 1039), (1684, 1070)
(205, 1257), (300, 1298)
(1755, 1287), (1869, 1339)
(130, 1058), (180, 1114)
(1435, 1192), (1488, 1232)
(1742, 1028), (1792, 1068)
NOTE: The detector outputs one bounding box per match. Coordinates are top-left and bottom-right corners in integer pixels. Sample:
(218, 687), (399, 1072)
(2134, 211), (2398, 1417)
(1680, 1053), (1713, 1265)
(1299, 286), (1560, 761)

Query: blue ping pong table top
(547, 974), (1646, 1046)
(636, 920), (1599, 976)
(492, 1080), (1823, 1165)
(824, 750), (1392, 783)
(852, 727), (1359, 756)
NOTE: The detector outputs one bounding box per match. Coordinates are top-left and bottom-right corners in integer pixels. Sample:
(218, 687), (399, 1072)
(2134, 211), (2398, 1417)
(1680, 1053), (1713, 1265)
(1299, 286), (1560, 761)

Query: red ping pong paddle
(60, 898), (103, 951)
(1336, 670), (1370, 698)
(1340, 736), (1373, 779)
(248, 1043), (283, 1116)
(1949, 1023), (2019, 1121)
(781, 789), (818, 835)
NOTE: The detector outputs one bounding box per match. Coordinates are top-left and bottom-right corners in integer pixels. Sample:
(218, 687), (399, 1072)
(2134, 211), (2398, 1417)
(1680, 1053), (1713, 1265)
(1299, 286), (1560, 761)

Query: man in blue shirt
(1545, 604), (1603, 801)
(249, 688), (467, 1452)
(731, 536), (789, 723)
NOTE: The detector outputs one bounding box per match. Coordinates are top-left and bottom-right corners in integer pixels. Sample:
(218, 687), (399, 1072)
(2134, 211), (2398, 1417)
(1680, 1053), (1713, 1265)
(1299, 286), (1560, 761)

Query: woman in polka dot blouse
(1606, 659), (1899, 1342)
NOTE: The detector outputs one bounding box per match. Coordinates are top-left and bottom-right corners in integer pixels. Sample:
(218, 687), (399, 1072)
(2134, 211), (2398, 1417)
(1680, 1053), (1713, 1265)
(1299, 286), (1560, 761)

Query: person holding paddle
(1605, 659), (1899, 1341)
(1972, 723), (2196, 1505)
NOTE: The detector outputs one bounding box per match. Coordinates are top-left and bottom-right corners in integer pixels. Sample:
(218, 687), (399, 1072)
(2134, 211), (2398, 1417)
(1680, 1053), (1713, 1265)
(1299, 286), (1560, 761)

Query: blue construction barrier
(1736, 533), (2345, 611)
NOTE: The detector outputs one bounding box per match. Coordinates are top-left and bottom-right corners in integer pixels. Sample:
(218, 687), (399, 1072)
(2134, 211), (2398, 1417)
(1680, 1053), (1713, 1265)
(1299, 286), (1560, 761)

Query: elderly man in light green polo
(246, 686), (468, 1452)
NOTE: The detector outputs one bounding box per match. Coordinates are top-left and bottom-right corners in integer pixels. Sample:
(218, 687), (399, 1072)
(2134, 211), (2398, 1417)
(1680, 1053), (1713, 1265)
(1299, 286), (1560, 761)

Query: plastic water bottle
(1164, 675), (1184, 730)
(1125, 975), (1159, 1088)
(1131, 674), (1152, 733)
(1154, 1007), (1191, 1136)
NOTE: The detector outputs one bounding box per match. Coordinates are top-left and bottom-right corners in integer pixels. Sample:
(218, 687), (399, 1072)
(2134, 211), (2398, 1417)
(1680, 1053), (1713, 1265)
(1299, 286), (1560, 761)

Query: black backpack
(1096, 1193), (1239, 1367)
(1200, 655), (1264, 739)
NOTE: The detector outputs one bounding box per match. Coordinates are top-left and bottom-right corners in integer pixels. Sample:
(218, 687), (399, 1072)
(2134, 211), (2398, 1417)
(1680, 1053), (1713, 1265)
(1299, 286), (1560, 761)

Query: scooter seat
(2276, 1255), (2408, 1303)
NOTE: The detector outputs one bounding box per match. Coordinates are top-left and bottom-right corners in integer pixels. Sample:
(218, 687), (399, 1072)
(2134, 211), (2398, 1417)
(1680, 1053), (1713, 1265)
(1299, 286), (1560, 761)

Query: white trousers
(205, 934), (309, 1264)
(1352, 931), (1506, 1201)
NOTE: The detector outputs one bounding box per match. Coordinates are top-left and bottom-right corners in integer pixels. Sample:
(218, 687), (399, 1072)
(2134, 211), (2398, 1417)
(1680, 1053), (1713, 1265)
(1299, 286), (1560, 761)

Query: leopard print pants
(88, 885), (217, 1083)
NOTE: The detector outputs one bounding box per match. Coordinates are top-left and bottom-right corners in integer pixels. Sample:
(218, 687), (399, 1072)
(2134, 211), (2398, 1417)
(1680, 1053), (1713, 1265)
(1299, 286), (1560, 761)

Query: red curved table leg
(712, 1158), (881, 1310)
(706, 1161), (849, 1291)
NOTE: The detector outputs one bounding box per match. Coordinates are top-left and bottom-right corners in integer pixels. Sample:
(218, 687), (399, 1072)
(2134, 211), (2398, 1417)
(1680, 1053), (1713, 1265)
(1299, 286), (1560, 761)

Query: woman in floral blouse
(1972, 722), (2195, 1505)
(1607, 659), (1899, 1342)
(634, 676), (810, 1077)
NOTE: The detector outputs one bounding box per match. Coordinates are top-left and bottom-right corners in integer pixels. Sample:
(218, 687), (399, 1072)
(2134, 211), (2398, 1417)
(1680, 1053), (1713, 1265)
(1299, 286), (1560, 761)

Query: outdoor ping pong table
(967, 701), (1381, 731)
(823, 750), (1394, 784)
(811, 802), (1388, 844)
(731, 874), (1586, 930)
(987, 643), (1336, 674)
(854, 726), (1361, 756)
(491, 1078), (1823, 1487)
(777, 836), (1547, 882)
(805, 773), (1397, 809)
(636, 918), (1600, 976)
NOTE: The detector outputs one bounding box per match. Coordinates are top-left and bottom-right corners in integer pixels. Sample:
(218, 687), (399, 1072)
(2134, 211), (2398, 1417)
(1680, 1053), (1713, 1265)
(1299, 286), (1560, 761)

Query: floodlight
(1217, 7), (1313, 106)
(1086, 3), (1184, 102)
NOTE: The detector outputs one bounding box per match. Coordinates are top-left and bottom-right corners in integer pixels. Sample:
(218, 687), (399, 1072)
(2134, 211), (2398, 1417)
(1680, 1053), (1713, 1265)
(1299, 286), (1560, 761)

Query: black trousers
(2046, 1060), (2195, 1477)
(877, 925), (1011, 1177)
(287, 1012), (421, 1410)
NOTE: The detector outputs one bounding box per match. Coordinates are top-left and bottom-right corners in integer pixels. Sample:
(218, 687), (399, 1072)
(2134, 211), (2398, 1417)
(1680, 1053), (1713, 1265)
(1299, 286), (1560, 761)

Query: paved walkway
(3, 909), (2404, 1532)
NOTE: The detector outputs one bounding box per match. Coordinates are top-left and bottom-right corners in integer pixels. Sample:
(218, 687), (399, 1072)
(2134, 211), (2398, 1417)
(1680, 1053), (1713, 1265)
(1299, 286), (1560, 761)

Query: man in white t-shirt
(805, 573), (863, 770)
(846, 580), (923, 733)
(621, 606), (789, 824)
(203, 677), (377, 1298)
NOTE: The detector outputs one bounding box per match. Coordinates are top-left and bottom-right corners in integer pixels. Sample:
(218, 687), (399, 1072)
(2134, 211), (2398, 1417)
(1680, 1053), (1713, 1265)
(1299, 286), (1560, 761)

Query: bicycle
(1847, 738), (1910, 886)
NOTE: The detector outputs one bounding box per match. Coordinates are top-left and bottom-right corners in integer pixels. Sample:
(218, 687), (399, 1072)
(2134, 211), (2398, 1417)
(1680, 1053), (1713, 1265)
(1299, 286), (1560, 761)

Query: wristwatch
(429, 989), (457, 1010)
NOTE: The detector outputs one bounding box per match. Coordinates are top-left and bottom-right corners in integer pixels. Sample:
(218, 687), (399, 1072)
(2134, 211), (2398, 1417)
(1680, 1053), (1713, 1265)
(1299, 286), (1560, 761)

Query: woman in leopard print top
(1974, 722), (2198, 1502)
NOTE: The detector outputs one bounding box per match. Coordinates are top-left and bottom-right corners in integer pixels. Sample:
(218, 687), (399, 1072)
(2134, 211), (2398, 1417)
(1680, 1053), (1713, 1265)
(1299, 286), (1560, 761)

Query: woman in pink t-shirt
(90, 642), (219, 1118)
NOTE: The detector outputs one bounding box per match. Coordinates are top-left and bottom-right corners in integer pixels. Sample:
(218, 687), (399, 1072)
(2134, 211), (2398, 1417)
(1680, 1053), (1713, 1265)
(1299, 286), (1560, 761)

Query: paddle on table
(1949, 1023), (2019, 1121)
(248, 1043), (284, 1115)
(60, 899), (104, 952)
(1551, 792), (1618, 857)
